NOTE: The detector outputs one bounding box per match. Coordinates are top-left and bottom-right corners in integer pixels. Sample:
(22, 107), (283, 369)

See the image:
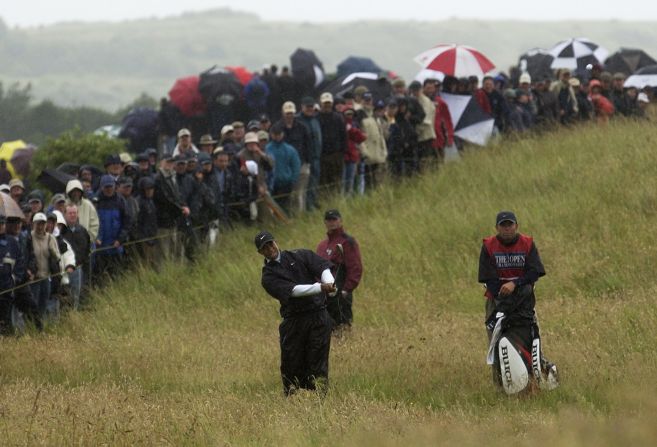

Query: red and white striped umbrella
(414, 44), (495, 78)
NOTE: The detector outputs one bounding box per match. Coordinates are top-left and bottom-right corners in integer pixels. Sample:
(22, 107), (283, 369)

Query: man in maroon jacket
(316, 209), (363, 331)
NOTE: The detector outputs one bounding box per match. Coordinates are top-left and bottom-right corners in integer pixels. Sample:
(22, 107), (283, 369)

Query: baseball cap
(100, 175), (116, 188)
(177, 128), (191, 138)
(246, 120), (261, 131)
(257, 130), (269, 142)
(32, 212), (47, 223)
(638, 92), (649, 103)
(231, 121), (245, 129)
(197, 153), (212, 165)
(51, 193), (66, 204)
(324, 209), (341, 220)
(0, 184), (9, 193)
(221, 125), (235, 136)
(496, 211), (517, 225)
(254, 230), (275, 250)
(117, 176), (133, 187)
(282, 101), (296, 114)
(104, 154), (121, 167)
(519, 73), (532, 84)
(301, 96), (315, 106)
(244, 132), (259, 144)
(320, 92), (334, 103)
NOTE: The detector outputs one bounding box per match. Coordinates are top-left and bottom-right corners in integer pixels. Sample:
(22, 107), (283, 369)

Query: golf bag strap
(487, 312), (505, 365)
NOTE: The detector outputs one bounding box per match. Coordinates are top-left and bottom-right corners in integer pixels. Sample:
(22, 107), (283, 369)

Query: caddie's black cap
(496, 211), (517, 225)
(324, 209), (341, 220)
(254, 230), (275, 250)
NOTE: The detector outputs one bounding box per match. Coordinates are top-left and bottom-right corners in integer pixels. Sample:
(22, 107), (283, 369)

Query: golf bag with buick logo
(486, 284), (559, 395)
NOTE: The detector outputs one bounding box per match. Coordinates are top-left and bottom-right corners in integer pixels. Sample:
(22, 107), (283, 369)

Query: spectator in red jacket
(342, 107), (367, 196)
(316, 209), (363, 332)
(432, 87), (455, 158)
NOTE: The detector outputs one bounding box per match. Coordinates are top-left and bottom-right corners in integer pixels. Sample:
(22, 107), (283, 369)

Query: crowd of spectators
(0, 63), (652, 333)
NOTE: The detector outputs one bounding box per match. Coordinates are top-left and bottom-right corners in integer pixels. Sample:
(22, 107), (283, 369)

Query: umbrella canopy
(440, 93), (494, 146)
(198, 66), (243, 106)
(414, 44), (495, 78)
(336, 56), (383, 78)
(605, 48), (657, 76)
(0, 192), (25, 219)
(290, 48), (325, 89)
(0, 140), (35, 179)
(119, 107), (159, 152)
(549, 38), (608, 73)
(414, 69), (445, 84)
(168, 76), (206, 117)
(37, 169), (76, 194)
(324, 72), (392, 102)
(624, 64), (657, 89)
(518, 48), (555, 81)
(225, 66), (254, 86)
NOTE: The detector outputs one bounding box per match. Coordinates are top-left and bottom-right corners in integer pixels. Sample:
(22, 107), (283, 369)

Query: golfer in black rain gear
(256, 230), (335, 396)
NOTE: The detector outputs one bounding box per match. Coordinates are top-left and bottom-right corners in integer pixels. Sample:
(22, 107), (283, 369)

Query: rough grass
(2, 119), (657, 445)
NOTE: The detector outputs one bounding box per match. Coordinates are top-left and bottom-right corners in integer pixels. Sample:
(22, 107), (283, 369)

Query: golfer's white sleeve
(290, 270), (334, 297)
(291, 283), (322, 297)
(321, 269), (335, 284)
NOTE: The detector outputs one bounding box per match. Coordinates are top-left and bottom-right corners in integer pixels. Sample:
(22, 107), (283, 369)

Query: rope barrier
(0, 158), (436, 297)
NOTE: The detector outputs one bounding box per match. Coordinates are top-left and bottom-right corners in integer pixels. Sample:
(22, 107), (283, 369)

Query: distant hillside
(1, 9), (657, 110)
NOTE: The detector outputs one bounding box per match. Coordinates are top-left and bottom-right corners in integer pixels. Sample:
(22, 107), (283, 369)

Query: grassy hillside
(2, 9), (657, 109)
(2, 119), (657, 445)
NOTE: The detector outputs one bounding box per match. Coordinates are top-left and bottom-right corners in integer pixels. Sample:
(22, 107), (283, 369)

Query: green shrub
(30, 128), (127, 182)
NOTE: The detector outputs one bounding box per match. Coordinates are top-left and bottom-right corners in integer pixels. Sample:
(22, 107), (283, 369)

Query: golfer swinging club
(256, 230), (336, 396)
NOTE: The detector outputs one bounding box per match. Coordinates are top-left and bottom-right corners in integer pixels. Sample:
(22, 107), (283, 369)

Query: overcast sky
(3, 0), (657, 26)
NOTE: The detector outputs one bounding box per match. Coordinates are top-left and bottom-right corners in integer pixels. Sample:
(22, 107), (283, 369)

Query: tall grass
(2, 119), (657, 445)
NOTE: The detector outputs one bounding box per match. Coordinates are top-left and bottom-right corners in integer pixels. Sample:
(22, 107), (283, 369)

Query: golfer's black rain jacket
(261, 249), (330, 318)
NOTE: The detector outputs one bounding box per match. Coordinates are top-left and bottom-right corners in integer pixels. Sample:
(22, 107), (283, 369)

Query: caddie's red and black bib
(483, 234), (533, 282)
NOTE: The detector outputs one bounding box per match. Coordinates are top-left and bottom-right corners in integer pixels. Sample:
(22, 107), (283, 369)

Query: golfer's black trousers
(279, 309), (331, 394)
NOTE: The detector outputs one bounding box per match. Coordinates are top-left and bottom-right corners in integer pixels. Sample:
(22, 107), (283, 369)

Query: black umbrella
(324, 72), (392, 102)
(604, 48), (657, 76)
(290, 48), (325, 91)
(119, 107), (159, 152)
(198, 66), (243, 105)
(336, 56), (383, 78)
(625, 64), (657, 89)
(518, 48), (555, 81)
(37, 169), (76, 194)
